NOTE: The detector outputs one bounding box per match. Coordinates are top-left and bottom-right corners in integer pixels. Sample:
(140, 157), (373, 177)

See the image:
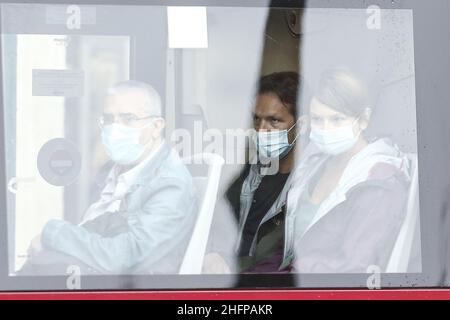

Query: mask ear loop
(352, 116), (364, 140)
(287, 118), (299, 133)
(353, 107), (371, 138)
(287, 118), (302, 146)
(138, 117), (161, 151)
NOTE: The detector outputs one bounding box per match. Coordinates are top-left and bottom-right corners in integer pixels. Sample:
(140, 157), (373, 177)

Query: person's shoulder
(134, 144), (193, 190)
(356, 138), (411, 189)
(157, 147), (194, 183)
(351, 162), (409, 199)
(368, 162), (406, 182)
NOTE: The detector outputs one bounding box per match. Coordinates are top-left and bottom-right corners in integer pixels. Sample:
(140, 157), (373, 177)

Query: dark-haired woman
(289, 68), (411, 273)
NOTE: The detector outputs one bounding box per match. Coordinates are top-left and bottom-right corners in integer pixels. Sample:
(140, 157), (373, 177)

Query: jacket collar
(133, 141), (172, 185)
(290, 138), (410, 236)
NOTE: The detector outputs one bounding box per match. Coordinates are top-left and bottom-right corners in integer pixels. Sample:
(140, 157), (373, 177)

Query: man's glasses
(98, 113), (159, 128)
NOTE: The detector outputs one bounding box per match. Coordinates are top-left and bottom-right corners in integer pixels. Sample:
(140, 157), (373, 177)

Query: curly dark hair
(257, 71), (309, 119)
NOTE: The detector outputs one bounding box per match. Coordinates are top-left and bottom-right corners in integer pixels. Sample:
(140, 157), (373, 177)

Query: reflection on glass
(1, 3), (422, 289)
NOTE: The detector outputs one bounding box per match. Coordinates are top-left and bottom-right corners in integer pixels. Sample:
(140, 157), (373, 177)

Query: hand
(202, 252), (231, 274)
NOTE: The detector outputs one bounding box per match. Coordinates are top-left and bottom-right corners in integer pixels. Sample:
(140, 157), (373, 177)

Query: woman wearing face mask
(289, 68), (410, 273)
(203, 72), (310, 274)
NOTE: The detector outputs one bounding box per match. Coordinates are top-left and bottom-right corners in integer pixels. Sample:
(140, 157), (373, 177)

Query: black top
(226, 166), (290, 257)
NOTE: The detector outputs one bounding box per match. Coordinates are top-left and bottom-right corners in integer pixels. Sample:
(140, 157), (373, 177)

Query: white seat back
(386, 153), (420, 273)
(179, 153), (225, 274)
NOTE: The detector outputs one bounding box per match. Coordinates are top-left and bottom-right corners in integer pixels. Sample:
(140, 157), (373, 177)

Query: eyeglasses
(98, 113), (159, 128)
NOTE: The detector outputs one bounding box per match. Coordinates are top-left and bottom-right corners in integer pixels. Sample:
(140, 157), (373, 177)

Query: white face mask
(253, 121), (299, 159)
(101, 122), (153, 165)
(309, 118), (361, 155)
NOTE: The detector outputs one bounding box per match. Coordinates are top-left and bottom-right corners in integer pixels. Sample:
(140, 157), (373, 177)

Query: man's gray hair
(107, 80), (162, 116)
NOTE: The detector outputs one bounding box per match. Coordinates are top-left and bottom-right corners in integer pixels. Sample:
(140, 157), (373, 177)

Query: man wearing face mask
(21, 81), (198, 275)
(288, 68), (410, 273)
(203, 72), (310, 274)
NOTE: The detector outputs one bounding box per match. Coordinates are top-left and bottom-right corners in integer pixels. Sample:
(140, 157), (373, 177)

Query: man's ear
(152, 118), (166, 138)
(298, 115), (309, 135)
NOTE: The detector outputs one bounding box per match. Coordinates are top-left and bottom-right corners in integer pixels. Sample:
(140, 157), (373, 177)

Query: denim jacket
(41, 142), (198, 274)
(234, 161), (298, 270)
